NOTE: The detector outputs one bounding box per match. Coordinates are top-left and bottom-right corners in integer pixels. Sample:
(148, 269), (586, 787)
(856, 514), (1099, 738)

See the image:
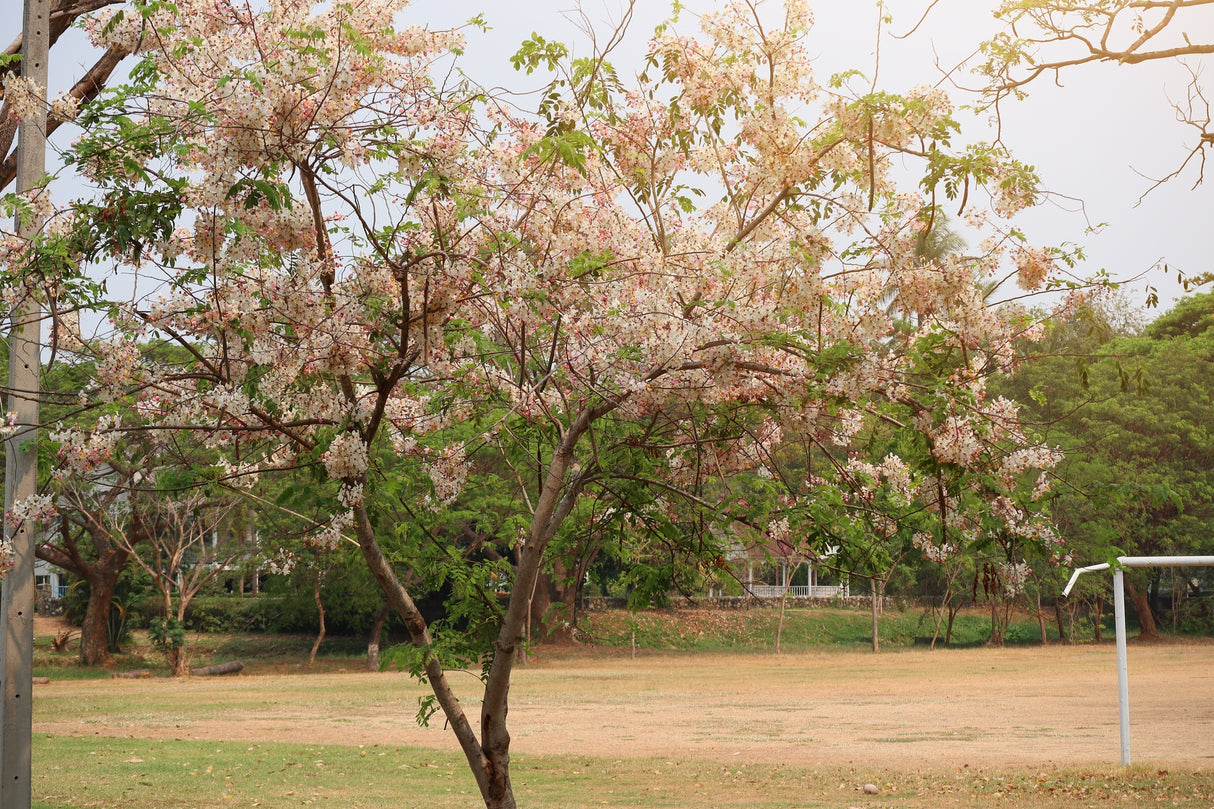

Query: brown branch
(0, 44), (130, 191)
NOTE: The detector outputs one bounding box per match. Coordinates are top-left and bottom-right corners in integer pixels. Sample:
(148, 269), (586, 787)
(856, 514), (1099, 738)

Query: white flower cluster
(264, 547), (297, 576)
(50, 414), (121, 476)
(831, 409), (864, 447)
(912, 531), (956, 563)
(216, 457), (260, 488)
(845, 454), (915, 507)
(54, 310), (86, 352)
(1, 74), (45, 122)
(930, 415), (983, 467)
(338, 482), (364, 507)
(305, 510), (353, 551)
(4, 493), (59, 530)
(0, 411), (17, 438)
(321, 431), (369, 480)
(767, 516), (791, 546)
(94, 339), (144, 402)
(999, 561), (1032, 597)
(425, 445), (469, 509)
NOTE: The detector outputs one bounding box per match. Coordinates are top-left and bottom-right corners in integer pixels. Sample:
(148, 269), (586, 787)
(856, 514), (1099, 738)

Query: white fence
(745, 584), (848, 598)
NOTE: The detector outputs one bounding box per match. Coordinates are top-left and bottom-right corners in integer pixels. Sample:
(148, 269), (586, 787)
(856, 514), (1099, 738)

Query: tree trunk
(1124, 579), (1159, 639)
(352, 504), (497, 805)
(543, 550), (594, 641)
(1054, 599), (1067, 643)
(1036, 590), (1048, 644)
(366, 602), (390, 671)
(310, 562), (326, 665)
(870, 578), (880, 653)
(988, 601), (1005, 647)
(776, 575), (792, 655)
(169, 646), (190, 676)
(528, 570), (552, 643)
(1092, 596), (1104, 642)
(36, 519), (131, 666)
(78, 573), (118, 665)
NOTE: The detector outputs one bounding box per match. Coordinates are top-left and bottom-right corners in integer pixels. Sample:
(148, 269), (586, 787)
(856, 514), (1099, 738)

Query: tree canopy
(2, 2), (1085, 807)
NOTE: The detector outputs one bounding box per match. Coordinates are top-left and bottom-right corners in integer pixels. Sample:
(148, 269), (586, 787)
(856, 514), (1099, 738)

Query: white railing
(745, 584), (847, 598)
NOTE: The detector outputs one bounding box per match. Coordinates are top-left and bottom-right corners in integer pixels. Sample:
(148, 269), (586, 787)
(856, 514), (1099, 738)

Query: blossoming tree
(3, 0), (1075, 805)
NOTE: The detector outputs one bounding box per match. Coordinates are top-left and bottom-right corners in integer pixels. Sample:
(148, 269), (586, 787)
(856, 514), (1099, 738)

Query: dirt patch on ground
(32, 642), (1214, 770)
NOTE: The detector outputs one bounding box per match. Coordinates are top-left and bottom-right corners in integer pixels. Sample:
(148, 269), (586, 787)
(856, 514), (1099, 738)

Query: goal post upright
(1063, 555), (1214, 767)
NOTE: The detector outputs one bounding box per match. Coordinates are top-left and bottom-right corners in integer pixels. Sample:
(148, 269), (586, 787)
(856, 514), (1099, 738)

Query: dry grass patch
(32, 642), (1214, 807)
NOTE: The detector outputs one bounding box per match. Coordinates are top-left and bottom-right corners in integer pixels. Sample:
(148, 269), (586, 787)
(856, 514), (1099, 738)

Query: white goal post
(1062, 555), (1214, 766)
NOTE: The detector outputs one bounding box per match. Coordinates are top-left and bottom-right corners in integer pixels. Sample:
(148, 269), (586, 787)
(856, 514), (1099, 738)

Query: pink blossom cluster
(322, 432), (370, 481)
(49, 415), (121, 476)
(4, 493), (59, 531)
(426, 446), (470, 509)
(305, 510), (353, 551)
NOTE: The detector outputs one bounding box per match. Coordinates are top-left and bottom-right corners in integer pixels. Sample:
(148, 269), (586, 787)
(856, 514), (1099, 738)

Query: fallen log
(191, 660), (243, 676)
(112, 670), (151, 679)
(32, 676), (50, 684)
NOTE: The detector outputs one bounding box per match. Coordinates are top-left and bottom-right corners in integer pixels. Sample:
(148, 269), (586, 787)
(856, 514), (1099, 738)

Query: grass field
(29, 609), (1214, 808)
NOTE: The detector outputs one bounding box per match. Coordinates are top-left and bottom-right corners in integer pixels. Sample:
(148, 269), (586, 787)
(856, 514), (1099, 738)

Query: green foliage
(181, 596), (272, 633)
(580, 606), (1066, 651)
(1144, 292), (1214, 340)
(147, 616), (186, 654)
(1001, 293), (1214, 615)
(510, 34), (569, 75)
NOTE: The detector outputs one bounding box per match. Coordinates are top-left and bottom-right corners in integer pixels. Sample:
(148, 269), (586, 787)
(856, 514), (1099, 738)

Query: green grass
(579, 605), (1071, 652)
(32, 628), (371, 680)
(32, 736), (1213, 809)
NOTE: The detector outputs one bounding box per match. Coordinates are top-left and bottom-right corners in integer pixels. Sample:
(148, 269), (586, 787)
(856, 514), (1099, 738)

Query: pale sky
(5, 0), (1211, 313)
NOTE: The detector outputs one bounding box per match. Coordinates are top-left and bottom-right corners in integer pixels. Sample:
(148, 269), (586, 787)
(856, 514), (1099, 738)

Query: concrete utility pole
(1, 0), (49, 804)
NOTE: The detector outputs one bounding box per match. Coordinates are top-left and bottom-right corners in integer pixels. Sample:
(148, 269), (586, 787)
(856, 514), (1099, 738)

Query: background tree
(37, 464), (141, 665)
(1002, 291), (1214, 637)
(120, 490), (242, 674)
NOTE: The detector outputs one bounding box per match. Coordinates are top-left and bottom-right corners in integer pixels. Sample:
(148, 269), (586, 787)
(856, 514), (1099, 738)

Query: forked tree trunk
(354, 410), (597, 809)
(988, 601), (1004, 647)
(945, 602), (959, 647)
